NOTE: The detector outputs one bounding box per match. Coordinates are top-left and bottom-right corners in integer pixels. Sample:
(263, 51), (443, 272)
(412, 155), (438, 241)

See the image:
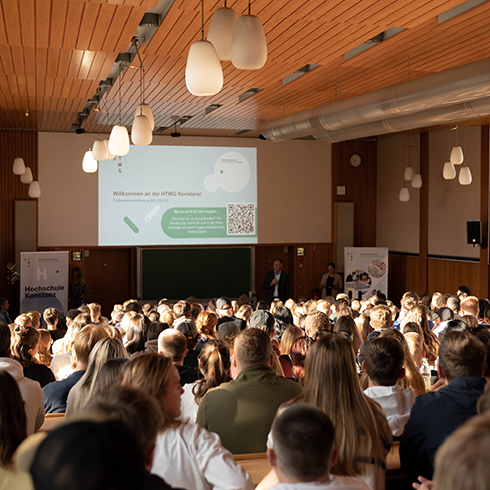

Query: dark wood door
(83, 248), (133, 318)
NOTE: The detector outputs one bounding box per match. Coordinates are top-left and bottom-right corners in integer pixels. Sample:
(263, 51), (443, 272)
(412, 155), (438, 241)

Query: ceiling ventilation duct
(260, 58), (490, 142)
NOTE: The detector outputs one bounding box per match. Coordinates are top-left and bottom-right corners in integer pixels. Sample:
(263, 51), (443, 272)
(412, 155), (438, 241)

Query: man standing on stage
(262, 259), (291, 304)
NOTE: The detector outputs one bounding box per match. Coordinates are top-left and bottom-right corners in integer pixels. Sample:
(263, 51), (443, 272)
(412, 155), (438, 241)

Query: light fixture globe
(82, 150), (98, 173)
(412, 173), (422, 188)
(443, 161), (456, 180)
(186, 40), (223, 96)
(404, 165), (414, 181)
(450, 145), (464, 165)
(132, 114), (153, 145)
(207, 7), (238, 61)
(28, 181), (41, 198)
(103, 139), (115, 160)
(231, 14), (267, 70)
(399, 186), (410, 202)
(459, 166), (472, 185)
(109, 125), (130, 156)
(20, 167), (33, 184)
(92, 140), (107, 161)
(13, 157), (26, 175)
(134, 103), (154, 131)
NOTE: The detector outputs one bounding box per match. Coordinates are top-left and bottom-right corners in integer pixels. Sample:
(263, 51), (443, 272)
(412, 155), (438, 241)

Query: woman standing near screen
(319, 262), (343, 299)
(69, 267), (86, 309)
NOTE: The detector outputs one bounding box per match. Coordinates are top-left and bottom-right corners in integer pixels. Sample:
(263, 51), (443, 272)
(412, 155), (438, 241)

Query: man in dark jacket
(262, 259), (291, 304)
(400, 331), (486, 481)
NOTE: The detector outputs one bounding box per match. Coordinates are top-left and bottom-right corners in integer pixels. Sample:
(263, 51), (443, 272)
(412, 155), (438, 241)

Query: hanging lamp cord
(118, 63), (122, 126)
(201, 0), (204, 40)
(248, 0), (251, 15)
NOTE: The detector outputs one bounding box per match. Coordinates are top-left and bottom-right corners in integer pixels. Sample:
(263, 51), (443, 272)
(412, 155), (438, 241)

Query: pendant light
(20, 167), (33, 184)
(131, 39), (154, 145)
(186, 0), (223, 96)
(404, 166), (414, 181)
(28, 181), (41, 198)
(103, 139), (115, 160)
(231, 0), (267, 70)
(443, 161), (456, 180)
(92, 138), (107, 161)
(207, 1), (237, 61)
(412, 173), (422, 188)
(109, 63), (130, 156)
(399, 187), (410, 202)
(450, 126), (464, 165)
(459, 165), (472, 185)
(12, 157), (26, 175)
(82, 150), (98, 173)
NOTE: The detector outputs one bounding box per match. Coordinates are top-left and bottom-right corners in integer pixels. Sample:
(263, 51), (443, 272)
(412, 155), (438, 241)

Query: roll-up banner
(20, 251), (69, 317)
(344, 247), (389, 300)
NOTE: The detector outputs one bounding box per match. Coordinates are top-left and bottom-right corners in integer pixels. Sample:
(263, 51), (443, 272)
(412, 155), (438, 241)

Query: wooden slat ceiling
(1, 0), (490, 136)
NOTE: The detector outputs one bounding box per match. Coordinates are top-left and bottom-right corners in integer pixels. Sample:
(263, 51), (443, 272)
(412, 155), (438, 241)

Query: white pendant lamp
(231, 1), (267, 70)
(399, 186), (410, 202)
(103, 139), (115, 160)
(28, 181), (41, 198)
(109, 62), (131, 156)
(207, 3), (238, 61)
(134, 103), (154, 131)
(459, 165), (472, 185)
(82, 150), (98, 173)
(186, 0), (223, 97)
(450, 145), (464, 165)
(20, 167), (33, 184)
(404, 165), (414, 181)
(443, 161), (456, 180)
(92, 139), (107, 161)
(13, 157), (26, 175)
(109, 126), (130, 156)
(132, 114), (153, 145)
(412, 173), (422, 188)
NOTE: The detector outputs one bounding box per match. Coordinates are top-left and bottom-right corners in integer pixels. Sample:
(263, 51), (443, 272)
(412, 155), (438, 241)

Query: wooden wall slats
(428, 259), (481, 298)
(480, 125), (489, 296)
(0, 130), (38, 301)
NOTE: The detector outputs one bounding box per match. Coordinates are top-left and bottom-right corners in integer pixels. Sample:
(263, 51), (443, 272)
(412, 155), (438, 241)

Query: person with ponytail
(180, 340), (231, 423)
(11, 325), (55, 387)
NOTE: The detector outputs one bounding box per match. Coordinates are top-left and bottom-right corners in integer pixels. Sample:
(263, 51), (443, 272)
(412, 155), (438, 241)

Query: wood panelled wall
(331, 139), (377, 251)
(0, 130), (38, 302)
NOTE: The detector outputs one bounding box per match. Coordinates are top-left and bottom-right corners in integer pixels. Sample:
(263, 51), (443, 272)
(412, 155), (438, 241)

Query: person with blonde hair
(295, 333), (391, 490)
(88, 302), (102, 324)
(393, 291), (419, 330)
(279, 325), (303, 357)
(121, 353), (253, 490)
(43, 325), (109, 413)
(460, 295), (479, 319)
(404, 332), (425, 367)
(236, 304), (253, 323)
(160, 308), (174, 327)
(26, 311), (41, 329)
(14, 314), (32, 328)
(66, 337), (128, 416)
(50, 320), (85, 380)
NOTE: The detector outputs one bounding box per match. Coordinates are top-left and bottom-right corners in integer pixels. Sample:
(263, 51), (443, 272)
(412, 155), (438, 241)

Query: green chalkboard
(141, 248), (251, 300)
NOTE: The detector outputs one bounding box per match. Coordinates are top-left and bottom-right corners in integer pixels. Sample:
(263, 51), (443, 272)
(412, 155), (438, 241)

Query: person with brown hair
(0, 370), (32, 489)
(289, 336), (313, 384)
(393, 291), (419, 330)
(120, 353), (253, 490)
(294, 333), (391, 490)
(304, 311), (330, 338)
(0, 324), (44, 435)
(43, 325), (109, 413)
(197, 328), (303, 454)
(11, 325), (55, 387)
(36, 329), (53, 367)
(362, 336), (415, 437)
(402, 305), (439, 363)
(180, 340), (231, 423)
(195, 311), (218, 353)
(400, 330), (486, 481)
(43, 307), (64, 343)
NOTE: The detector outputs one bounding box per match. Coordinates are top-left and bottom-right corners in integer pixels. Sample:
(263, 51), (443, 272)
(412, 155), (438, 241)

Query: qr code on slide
(227, 203), (255, 235)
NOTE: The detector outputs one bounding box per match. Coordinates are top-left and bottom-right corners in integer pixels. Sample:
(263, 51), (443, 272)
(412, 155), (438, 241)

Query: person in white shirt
(362, 336), (415, 437)
(120, 353), (253, 490)
(260, 403), (369, 490)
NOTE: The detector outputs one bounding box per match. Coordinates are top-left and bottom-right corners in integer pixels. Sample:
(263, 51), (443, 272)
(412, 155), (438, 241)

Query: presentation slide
(98, 146), (257, 246)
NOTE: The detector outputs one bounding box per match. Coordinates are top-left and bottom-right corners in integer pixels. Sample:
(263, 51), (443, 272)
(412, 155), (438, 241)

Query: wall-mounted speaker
(467, 220), (481, 246)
